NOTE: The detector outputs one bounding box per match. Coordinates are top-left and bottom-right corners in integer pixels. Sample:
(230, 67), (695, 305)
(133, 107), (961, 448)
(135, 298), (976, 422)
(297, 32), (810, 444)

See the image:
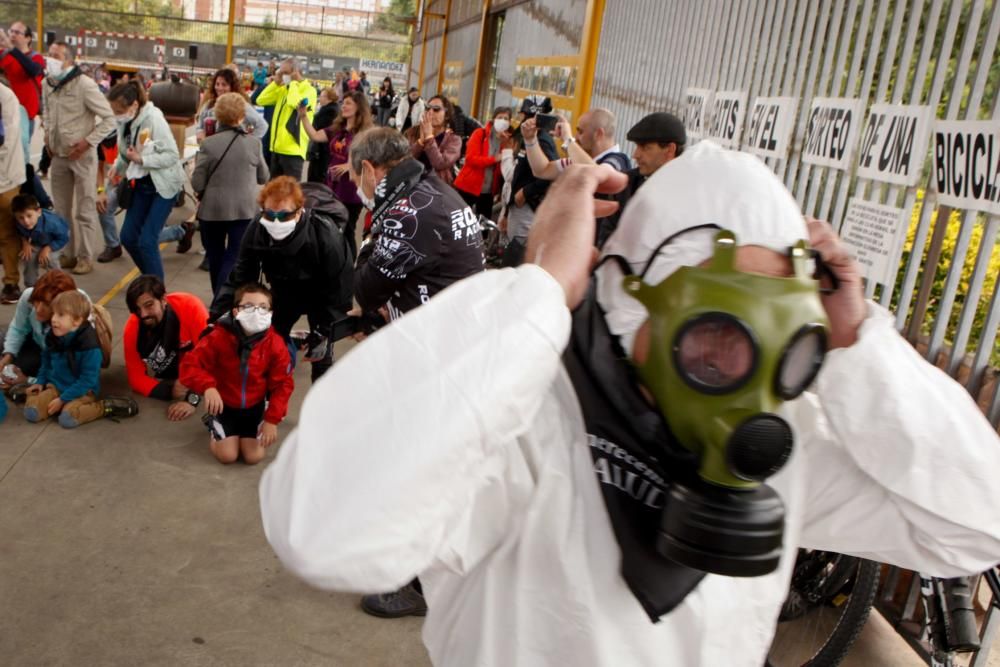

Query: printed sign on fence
(856, 104), (933, 186)
(744, 96), (798, 159)
(801, 97), (865, 170)
(685, 88), (714, 140)
(840, 198), (907, 285)
(707, 91), (747, 149)
(932, 121), (1000, 215)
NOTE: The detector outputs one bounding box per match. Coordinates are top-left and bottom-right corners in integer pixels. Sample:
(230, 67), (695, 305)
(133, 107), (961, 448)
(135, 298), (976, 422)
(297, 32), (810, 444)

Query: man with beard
(122, 275), (208, 421)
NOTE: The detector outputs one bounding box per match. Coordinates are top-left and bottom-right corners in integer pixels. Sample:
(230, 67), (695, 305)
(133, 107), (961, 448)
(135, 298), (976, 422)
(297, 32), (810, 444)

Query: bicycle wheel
(767, 551), (881, 667)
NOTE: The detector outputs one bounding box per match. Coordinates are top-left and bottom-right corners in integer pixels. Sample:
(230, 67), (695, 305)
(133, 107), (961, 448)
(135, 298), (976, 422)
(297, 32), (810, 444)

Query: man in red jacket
(122, 275), (208, 421)
(0, 22), (45, 134)
(180, 282), (293, 465)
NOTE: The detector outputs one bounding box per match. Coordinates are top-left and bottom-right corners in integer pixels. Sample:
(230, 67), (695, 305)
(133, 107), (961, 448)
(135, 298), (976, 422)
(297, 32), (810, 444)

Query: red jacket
(0, 50), (45, 119)
(454, 123), (503, 197)
(123, 292), (208, 398)
(179, 320), (294, 425)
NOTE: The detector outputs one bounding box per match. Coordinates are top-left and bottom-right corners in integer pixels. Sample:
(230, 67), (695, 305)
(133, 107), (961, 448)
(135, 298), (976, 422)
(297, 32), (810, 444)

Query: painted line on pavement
(96, 243), (170, 307)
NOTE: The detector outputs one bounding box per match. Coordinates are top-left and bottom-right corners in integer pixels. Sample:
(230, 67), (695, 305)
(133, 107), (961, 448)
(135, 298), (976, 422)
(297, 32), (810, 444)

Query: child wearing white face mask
(180, 282), (294, 465)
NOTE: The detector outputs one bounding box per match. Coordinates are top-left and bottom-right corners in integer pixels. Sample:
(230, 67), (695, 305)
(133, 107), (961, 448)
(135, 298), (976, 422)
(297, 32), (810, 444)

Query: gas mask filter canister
(624, 230), (828, 577)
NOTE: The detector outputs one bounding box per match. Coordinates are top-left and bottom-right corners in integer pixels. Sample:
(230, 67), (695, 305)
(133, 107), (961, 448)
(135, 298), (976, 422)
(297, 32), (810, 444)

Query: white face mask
(358, 168), (377, 211)
(282, 74), (292, 85)
(235, 308), (272, 334)
(493, 118), (510, 134)
(45, 57), (63, 77)
(259, 216), (297, 241)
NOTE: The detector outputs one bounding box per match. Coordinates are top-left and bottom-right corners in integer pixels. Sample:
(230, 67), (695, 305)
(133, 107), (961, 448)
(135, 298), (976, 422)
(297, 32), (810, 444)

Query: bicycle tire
(768, 555), (881, 667)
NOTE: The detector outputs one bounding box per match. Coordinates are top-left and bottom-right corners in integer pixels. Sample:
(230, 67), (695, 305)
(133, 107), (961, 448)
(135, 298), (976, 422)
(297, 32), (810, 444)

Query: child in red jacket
(180, 283), (293, 465)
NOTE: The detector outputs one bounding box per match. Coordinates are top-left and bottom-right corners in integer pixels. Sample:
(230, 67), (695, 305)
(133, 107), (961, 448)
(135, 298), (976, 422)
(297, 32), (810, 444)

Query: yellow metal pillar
(576, 0), (606, 118)
(225, 0), (237, 64)
(435, 0), (453, 93)
(469, 0), (492, 119)
(37, 0), (44, 44)
(417, 0), (431, 94)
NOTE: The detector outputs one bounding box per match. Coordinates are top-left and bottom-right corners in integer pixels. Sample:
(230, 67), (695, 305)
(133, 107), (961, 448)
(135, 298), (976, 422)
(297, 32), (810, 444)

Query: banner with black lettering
(856, 104), (933, 186)
(932, 121), (1000, 215)
(685, 88), (714, 140)
(707, 91), (747, 149)
(801, 97), (865, 170)
(840, 198), (908, 286)
(743, 96), (798, 159)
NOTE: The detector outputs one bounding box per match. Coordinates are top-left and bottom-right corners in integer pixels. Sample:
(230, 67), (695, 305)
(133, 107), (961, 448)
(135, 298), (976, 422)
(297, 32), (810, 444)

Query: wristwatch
(185, 390), (201, 407)
(562, 136), (577, 150)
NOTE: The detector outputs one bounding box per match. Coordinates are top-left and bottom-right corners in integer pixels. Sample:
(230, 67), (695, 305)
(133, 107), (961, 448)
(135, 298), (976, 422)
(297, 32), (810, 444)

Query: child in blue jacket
(24, 290), (105, 428)
(13, 195), (69, 287)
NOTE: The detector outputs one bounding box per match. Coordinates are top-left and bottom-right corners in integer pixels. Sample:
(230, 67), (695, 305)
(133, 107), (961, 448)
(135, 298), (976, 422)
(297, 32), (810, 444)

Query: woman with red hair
(208, 177), (354, 382)
(0, 269), (87, 387)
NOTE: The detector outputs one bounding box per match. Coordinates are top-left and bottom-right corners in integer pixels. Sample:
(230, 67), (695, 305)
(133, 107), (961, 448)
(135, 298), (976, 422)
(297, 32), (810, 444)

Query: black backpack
(300, 181), (349, 231)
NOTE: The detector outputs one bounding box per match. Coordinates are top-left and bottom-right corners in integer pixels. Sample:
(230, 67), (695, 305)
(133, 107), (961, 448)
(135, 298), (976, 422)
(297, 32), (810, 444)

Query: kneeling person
(24, 291), (107, 427)
(180, 283), (294, 465)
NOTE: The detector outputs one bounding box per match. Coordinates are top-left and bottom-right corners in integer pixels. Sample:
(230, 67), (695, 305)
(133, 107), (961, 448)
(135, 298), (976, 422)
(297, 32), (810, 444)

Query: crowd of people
(1, 17), (999, 667)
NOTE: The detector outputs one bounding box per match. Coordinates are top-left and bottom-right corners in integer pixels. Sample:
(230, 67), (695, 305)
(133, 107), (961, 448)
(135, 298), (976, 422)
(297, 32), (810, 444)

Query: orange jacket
(453, 123), (503, 197)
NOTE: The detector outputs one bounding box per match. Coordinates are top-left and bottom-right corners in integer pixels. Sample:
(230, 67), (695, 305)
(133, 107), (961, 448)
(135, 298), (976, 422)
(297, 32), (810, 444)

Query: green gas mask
(623, 230), (828, 577)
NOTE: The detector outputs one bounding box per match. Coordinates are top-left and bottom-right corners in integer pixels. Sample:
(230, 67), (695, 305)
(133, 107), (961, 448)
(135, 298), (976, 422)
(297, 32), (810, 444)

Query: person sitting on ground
(191, 92), (269, 296)
(23, 291), (114, 428)
(210, 176), (353, 384)
(259, 144), (1000, 666)
(12, 194), (68, 287)
(0, 270), (86, 391)
(180, 282), (293, 465)
(122, 275), (208, 422)
(407, 95), (461, 185)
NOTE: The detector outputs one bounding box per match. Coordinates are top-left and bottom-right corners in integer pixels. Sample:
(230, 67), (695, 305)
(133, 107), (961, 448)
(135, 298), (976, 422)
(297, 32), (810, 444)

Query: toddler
(12, 195), (70, 287)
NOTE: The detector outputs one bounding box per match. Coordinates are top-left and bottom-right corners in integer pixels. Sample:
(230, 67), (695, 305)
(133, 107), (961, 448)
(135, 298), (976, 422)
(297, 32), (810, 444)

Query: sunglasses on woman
(262, 208), (299, 221)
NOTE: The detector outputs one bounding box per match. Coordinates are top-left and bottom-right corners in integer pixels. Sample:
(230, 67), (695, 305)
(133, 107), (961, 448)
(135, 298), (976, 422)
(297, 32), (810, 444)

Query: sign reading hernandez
(932, 121), (1000, 215)
(856, 104), (933, 186)
(743, 96), (798, 159)
(801, 97), (864, 170)
(707, 91), (747, 149)
(840, 197), (908, 286)
(684, 88), (714, 140)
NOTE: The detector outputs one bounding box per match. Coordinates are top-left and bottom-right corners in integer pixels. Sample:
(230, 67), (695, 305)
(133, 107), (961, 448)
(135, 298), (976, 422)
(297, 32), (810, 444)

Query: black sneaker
(97, 246), (123, 263)
(103, 396), (140, 421)
(177, 222), (196, 254)
(360, 583), (427, 618)
(1, 284), (21, 304)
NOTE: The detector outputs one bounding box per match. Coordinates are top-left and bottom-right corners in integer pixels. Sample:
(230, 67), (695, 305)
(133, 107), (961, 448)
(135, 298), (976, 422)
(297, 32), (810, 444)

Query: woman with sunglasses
(300, 89), (374, 260)
(408, 95), (461, 185)
(209, 177), (353, 383)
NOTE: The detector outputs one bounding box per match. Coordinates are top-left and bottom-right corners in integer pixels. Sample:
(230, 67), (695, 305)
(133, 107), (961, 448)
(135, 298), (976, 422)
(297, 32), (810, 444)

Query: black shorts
(216, 402), (266, 439)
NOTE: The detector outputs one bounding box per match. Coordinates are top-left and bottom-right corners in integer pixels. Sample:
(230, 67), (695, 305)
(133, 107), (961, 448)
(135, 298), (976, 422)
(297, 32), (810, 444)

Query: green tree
(375, 0), (415, 35)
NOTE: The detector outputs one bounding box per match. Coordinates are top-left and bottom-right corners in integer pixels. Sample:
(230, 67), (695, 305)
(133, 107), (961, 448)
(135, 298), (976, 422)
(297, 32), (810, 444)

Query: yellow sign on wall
(512, 55), (584, 123)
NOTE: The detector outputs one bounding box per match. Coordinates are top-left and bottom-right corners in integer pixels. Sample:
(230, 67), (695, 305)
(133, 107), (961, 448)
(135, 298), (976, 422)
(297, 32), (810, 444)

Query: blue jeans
(102, 184), (184, 249)
(200, 219), (249, 296)
(120, 180), (174, 280)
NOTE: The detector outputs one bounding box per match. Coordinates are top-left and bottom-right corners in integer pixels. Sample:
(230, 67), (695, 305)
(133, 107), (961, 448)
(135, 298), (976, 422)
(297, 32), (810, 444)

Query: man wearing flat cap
(628, 111), (686, 181)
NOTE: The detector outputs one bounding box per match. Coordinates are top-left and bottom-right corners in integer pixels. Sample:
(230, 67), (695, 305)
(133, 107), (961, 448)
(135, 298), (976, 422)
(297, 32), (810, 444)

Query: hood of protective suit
(596, 141), (808, 354)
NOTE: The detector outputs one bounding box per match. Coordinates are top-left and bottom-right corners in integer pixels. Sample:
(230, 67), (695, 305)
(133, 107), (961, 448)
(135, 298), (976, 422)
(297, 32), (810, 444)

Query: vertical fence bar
(969, 275), (1000, 397)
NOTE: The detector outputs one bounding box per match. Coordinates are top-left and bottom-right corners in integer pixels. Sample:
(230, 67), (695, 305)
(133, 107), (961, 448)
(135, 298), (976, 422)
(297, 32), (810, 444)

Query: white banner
(706, 91), (747, 149)
(840, 198), (908, 285)
(743, 96), (799, 159)
(684, 87), (714, 140)
(360, 58), (408, 87)
(856, 104), (933, 186)
(932, 121), (1000, 215)
(801, 97), (865, 170)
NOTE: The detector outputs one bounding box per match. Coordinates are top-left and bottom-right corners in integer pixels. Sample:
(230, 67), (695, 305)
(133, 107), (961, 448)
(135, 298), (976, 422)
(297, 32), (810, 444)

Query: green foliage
(891, 191), (1000, 366)
(376, 0), (415, 35)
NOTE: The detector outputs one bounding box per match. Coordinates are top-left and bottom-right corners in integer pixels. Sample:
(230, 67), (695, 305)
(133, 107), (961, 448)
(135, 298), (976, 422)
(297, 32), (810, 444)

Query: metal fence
(0, 0), (411, 73)
(593, 0), (1000, 427)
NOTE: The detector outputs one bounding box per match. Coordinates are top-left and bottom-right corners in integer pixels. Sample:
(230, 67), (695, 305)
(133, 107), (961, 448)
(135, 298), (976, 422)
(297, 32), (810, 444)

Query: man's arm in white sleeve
(259, 265), (571, 592)
(798, 303), (1000, 576)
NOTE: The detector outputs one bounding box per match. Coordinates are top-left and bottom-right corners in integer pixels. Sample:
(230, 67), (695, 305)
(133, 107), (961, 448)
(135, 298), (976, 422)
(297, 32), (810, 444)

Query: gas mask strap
(638, 223), (721, 281)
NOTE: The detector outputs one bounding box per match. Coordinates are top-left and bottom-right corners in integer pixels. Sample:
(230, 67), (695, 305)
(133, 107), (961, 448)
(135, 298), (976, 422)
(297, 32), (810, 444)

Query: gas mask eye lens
(673, 314), (757, 393)
(775, 324), (827, 399)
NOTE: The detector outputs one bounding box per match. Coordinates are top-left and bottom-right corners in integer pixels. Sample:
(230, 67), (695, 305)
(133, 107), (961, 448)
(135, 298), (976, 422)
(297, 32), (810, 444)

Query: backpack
(91, 303), (114, 369)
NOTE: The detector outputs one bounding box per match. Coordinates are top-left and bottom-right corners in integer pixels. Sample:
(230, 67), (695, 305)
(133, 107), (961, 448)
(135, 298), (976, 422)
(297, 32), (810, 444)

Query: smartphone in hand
(535, 113), (559, 132)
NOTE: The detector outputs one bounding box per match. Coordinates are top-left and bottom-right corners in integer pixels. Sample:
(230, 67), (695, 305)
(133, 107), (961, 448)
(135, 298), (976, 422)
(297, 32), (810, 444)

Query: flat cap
(626, 112), (686, 145)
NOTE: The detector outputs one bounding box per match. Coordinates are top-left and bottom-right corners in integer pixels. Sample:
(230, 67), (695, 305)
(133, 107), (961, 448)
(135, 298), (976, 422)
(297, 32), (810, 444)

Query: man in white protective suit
(259, 141), (1000, 667)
